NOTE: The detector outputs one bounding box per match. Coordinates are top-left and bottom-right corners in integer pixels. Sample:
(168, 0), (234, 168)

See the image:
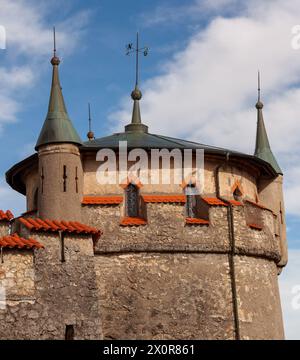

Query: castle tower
(254, 73), (287, 270)
(35, 31), (83, 221)
(5, 38), (288, 339)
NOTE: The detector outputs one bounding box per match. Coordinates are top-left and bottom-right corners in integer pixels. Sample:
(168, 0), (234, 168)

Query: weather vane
(126, 32), (149, 87)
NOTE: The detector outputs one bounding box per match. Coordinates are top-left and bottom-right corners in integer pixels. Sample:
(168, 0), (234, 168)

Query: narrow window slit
(60, 231), (65, 263)
(41, 167), (44, 194)
(75, 166), (78, 193)
(63, 165), (67, 192)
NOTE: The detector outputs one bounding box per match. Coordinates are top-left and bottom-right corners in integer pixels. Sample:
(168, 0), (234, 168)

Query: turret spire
(35, 27), (82, 150)
(124, 32), (149, 133)
(87, 103), (95, 141)
(254, 72), (282, 174)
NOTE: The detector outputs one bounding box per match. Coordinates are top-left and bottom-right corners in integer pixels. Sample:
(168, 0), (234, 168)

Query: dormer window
(125, 183), (139, 217)
(185, 182), (198, 218)
(232, 180), (243, 201)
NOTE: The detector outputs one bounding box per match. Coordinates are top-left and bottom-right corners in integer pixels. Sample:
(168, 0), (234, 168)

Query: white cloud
(0, 0), (90, 129)
(111, 0), (300, 217)
(139, 0), (243, 28)
(279, 249), (300, 340)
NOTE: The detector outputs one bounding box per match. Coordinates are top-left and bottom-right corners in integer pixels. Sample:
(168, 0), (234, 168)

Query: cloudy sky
(0, 0), (299, 339)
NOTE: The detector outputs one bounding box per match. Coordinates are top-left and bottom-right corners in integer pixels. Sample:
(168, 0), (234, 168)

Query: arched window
(233, 186), (243, 201)
(125, 183), (139, 217)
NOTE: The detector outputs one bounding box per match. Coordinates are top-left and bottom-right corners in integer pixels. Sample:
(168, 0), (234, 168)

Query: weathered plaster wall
(235, 256), (284, 340)
(95, 253), (235, 340)
(24, 167), (39, 212)
(38, 144), (83, 221)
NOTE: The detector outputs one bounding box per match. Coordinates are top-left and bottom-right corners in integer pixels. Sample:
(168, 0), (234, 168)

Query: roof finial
(51, 26), (60, 66)
(87, 103), (95, 141)
(256, 70), (263, 109)
(124, 33), (149, 133)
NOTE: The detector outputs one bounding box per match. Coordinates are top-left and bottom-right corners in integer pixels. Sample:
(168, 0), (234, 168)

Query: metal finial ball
(87, 131), (94, 140)
(51, 56), (60, 66)
(256, 100), (263, 109)
(131, 88), (142, 100)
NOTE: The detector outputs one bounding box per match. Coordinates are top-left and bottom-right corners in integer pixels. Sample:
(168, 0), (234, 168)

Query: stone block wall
(0, 232), (102, 339)
(0, 250), (35, 303)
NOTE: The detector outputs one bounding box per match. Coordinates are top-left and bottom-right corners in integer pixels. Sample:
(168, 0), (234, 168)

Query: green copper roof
(35, 56), (82, 150)
(83, 130), (255, 153)
(254, 100), (282, 174)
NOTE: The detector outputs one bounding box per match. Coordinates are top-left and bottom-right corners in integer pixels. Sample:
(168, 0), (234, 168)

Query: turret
(254, 72), (287, 269)
(35, 29), (83, 221)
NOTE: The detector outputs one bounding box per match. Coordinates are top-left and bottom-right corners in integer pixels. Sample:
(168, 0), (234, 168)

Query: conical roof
(254, 100), (282, 174)
(35, 55), (82, 150)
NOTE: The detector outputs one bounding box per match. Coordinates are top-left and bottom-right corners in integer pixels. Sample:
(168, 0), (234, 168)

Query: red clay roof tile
(120, 217), (147, 226)
(82, 196), (123, 205)
(203, 198), (227, 206)
(82, 194), (244, 207)
(185, 218), (209, 225)
(19, 217), (101, 238)
(0, 210), (14, 222)
(142, 195), (186, 203)
(228, 200), (243, 206)
(247, 223), (263, 230)
(0, 233), (43, 249)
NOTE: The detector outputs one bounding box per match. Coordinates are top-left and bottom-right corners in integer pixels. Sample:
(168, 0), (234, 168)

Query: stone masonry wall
(0, 250), (35, 303)
(83, 204), (229, 253)
(0, 233), (102, 339)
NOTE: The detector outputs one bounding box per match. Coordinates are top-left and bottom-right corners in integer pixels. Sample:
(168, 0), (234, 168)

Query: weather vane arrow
(126, 32), (149, 88)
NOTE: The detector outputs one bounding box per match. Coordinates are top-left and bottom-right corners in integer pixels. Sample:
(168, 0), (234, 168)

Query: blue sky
(0, 0), (299, 339)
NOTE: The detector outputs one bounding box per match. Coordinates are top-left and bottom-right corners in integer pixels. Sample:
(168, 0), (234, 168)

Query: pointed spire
(254, 71), (282, 174)
(87, 103), (95, 141)
(35, 27), (82, 150)
(124, 32), (149, 133)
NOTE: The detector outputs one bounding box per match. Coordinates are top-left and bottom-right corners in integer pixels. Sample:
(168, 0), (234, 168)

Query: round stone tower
(5, 48), (287, 339)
